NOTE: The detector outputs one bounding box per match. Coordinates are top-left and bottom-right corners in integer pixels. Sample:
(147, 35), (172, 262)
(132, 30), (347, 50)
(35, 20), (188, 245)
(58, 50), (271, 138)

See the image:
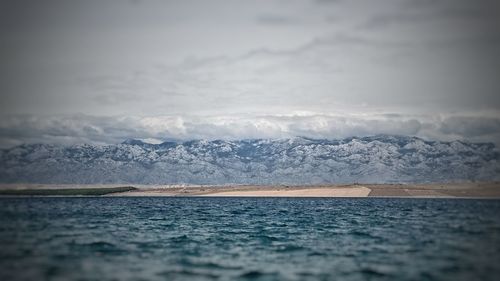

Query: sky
(1, 0), (500, 147)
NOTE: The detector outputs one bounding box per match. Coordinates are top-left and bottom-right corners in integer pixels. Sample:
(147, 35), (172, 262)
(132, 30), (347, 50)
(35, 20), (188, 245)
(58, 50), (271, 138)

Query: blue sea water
(0, 197), (500, 281)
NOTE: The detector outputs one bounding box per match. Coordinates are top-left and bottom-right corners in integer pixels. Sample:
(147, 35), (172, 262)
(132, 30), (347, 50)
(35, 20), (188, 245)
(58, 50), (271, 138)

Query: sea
(1, 197), (499, 281)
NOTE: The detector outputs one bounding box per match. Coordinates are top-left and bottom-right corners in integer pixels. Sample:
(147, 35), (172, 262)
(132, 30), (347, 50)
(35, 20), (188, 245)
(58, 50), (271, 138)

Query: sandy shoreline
(1, 183), (499, 198)
(106, 182), (500, 198)
(199, 187), (371, 197)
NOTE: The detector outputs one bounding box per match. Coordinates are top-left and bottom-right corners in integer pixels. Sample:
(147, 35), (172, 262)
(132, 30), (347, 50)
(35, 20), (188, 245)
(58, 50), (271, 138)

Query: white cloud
(1, 112), (500, 148)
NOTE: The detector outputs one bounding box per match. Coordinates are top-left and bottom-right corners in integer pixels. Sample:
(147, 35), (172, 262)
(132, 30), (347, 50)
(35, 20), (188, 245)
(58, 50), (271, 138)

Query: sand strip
(405, 189), (450, 197)
(200, 187), (371, 197)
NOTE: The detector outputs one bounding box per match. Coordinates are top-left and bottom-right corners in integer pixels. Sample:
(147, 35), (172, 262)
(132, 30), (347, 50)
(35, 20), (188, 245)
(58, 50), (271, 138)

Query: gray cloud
(1, 113), (499, 148)
(0, 0), (499, 144)
(70, 28), (500, 118)
(362, 2), (500, 29)
(440, 116), (500, 138)
(256, 14), (300, 25)
(314, 0), (341, 4)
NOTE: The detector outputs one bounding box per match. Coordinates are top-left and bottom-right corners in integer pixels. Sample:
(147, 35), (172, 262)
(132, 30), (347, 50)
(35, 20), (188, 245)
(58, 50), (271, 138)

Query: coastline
(105, 182), (500, 198)
(1, 183), (499, 198)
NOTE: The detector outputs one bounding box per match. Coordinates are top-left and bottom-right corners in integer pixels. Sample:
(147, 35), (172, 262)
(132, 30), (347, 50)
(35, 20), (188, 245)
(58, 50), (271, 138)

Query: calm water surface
(1, 197), (499, 281)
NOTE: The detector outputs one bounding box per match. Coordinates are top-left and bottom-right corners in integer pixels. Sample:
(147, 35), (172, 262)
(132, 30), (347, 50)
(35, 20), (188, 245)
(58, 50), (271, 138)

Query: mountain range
(1, 135), (499, 184)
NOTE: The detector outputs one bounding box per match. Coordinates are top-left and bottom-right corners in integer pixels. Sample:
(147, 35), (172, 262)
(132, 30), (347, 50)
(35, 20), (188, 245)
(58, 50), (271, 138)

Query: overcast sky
(1, 0), (500, 147)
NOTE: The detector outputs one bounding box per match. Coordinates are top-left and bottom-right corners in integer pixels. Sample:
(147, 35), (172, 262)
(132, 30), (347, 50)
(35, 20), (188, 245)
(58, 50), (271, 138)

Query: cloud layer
(2, 113), (500, 148)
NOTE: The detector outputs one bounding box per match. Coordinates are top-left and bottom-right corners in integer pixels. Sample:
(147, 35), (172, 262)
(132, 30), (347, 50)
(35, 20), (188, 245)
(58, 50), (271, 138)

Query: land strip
(1, 183), (499, 198)
(0, 186), (136, 196)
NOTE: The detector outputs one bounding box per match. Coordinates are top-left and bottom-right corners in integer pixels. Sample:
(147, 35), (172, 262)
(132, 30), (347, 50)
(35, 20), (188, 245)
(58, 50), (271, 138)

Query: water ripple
(0, 197), (499, 281)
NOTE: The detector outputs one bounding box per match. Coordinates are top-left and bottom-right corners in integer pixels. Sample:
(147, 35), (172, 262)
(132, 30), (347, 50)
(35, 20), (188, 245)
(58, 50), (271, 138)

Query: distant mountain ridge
(1, 135), (499, 184)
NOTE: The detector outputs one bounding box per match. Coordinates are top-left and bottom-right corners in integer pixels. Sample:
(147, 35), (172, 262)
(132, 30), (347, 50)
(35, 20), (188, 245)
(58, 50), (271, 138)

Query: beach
(109, 182), (500, 198)
(200, 186), (372, 197)
(1, 182), (499, 198)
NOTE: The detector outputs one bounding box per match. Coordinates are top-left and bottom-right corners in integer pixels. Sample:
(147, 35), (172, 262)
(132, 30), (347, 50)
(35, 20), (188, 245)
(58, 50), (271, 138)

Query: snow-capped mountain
(0, 135), (499, 184)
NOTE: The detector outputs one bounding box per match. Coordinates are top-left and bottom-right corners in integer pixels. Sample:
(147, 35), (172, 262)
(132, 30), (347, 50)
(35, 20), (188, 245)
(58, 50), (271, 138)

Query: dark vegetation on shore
(0, 186), (136, 196)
